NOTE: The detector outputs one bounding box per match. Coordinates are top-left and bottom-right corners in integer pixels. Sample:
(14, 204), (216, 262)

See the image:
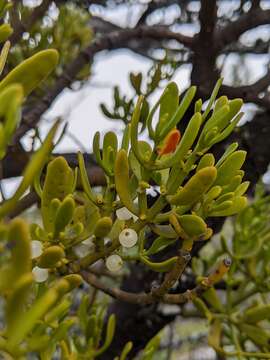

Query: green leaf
(145, 236), (177, 255)
(156, 82), (179, 136)
(202, 78), (223, 121)
(208, 319), (222, 350)
(95, 314), (116, 356)
(214, 95), (228, 111)
(142, 333), (161, 360)
(214, 150), (246, 186)
(168, 166), (217, 206)
(178, 214), (208, 237)
(216, 142), (238, 167)
(193, 297), (213, 321)
(129, 72), (142, 94)
(93, 131), (111, 176)
(78, 152), (96, 203)
(209, 196), (247, 216)
(0, 23), (12, 43)
(140, 254), (177, 272)
(0, 84), (23, 159)
(6, 286), (59, 347)
(44, 298), (71, 324)
(0, 49), (59, 96)
(120, 341), (133, 360)
(196, 153), (215, 172)
(6, 273), (33, 334)
(0, 40), (10, 75)
(130, 96), (148, 166)
(115, 149), (137, 214)
(238, 323), (270, 347)
(158, 85), (196, 140)
(53, 196), (75, 238)
(41, 156), (74, 231)
(129, 141), (152, 179)
(203, 287), (223, 312)
(103, 131), (118, 173)
(220, 175), (242, 195)
(242, 304), (270, 324)
(212, 112), (243, 144)
(121, 124), (130, 151)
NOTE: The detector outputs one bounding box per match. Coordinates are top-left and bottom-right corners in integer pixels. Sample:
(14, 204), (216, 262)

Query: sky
(39, 50), (191, 153)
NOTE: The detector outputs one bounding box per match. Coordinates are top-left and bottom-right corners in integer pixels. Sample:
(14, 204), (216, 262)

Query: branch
(221, 39), (270, 55)
(89, 16), (163, 59)
(15, 25), (193, 140)
(151, 250), (191, 299)
(8, 191), (39, 218)
(215, 7), (270, 51)
(80, 252), (231, 305)
(198, 0), (217, 38)
(136, 0), (181, 26)
(81, 271), (153, 305)
(221, 69), (270, 109)
(81, 258), (231, 305)
(2, 150), (106, 185)
(191, 0), (218, 88)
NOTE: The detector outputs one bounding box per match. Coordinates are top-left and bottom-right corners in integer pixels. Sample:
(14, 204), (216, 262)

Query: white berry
(119, 228), (138, 248)
(105, 254), (123, 272)
(31, 240), (43, 259)
(32, 266), (49, 283)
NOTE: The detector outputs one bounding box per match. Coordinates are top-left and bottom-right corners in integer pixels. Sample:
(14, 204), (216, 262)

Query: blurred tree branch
(14, 25), (193, 141)
(215, 6), (270, 51)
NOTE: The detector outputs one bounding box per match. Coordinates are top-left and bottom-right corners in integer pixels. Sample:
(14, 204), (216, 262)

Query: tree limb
(221, 39), (270, 55)
(215, 7), (270, 51)
(14, 25), (193, 141)
(8, 191), (39, 218)
(191, 0), (218, 91)
(221, 69), (270, 108)
(2, 150), (106, 185)
(80, 258), (230, 305)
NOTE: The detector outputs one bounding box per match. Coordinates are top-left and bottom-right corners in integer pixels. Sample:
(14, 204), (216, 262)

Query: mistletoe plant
(0, 0), (258, 357)
(30, 79), (248, 354)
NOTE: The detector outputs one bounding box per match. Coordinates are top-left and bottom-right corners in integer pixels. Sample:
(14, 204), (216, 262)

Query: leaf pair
(40, 156), (76, 232)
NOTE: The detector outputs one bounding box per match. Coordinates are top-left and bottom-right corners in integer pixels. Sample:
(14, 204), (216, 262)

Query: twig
(8, 191), (39, 218)
(80, 258), (231, 305)
(221, 69), (270, 109)
(215, 7), (270, 51)
(151, 250), (191, 299)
